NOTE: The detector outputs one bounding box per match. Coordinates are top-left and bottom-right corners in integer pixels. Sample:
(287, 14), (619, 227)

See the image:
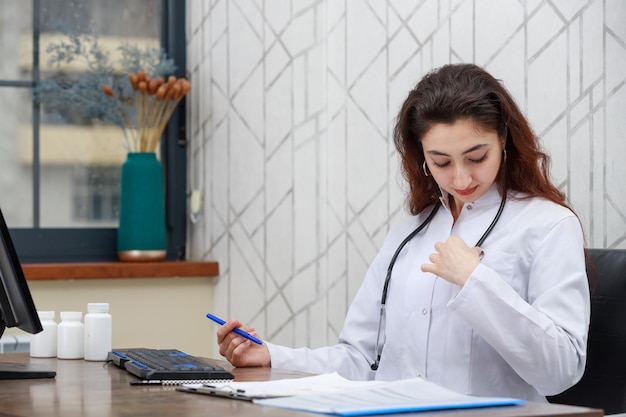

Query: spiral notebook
(176, 372), (378, 400)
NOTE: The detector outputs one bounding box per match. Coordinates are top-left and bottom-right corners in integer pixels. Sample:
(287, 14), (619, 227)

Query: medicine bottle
(84, 303), (112, 361)
(57, 311), (84, 359)
(30, 311), (57, 358)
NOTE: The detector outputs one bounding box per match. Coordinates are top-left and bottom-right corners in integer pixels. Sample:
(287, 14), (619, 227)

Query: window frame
(7, 0), (187, 263)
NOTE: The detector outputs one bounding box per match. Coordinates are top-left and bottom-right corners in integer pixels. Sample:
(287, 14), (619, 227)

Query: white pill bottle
(57, 311), (84, 359)
(83, 303), (112, 361)
(30, 310), (57, 358)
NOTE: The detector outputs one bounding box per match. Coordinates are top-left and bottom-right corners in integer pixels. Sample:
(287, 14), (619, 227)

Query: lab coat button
(421, 308), (428, 315)
(466, 204), (473, 211)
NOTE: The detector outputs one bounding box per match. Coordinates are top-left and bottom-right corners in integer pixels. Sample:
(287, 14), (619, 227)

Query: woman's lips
(455, 186), (478, 196)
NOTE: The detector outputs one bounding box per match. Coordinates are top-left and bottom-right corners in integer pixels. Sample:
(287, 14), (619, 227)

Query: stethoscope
(370, 193), (507, 371)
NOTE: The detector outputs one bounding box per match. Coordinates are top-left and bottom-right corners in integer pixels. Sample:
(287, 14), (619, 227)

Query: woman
(216, 63), (590, 402)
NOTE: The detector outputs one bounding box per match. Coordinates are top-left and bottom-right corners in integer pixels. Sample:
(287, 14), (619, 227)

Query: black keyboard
(108, 348), (234, 382)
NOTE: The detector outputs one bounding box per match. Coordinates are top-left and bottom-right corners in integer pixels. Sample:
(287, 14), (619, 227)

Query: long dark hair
(393, 63), (569, 215)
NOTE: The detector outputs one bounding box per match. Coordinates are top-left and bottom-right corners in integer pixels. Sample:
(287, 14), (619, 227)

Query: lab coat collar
(438, 183), (503, 212)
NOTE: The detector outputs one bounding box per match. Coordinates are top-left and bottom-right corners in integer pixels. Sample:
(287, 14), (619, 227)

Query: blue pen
(206, 313), (263, 345)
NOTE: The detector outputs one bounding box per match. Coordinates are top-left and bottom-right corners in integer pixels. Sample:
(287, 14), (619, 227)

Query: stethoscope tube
(370, 194), (507, 371)
(370, 202), (441, 371)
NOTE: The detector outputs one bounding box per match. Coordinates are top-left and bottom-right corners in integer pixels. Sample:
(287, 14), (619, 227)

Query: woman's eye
(469, 153), (488, 164)
(432, 161), (450, 168)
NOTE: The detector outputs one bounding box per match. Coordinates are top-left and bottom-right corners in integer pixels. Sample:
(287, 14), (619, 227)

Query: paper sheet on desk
(253, 375), (525, 416)
(180, 372), (385, 399)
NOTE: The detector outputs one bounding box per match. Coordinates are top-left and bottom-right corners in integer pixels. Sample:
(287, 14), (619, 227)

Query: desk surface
(0, 352), (603, 417)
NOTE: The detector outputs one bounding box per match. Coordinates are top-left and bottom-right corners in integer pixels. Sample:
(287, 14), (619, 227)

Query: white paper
(182, 372), (385, 398)
(253, 376), (524, 416)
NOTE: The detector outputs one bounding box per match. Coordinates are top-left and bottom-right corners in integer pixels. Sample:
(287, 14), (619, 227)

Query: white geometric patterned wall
(186, 0), (626, 354)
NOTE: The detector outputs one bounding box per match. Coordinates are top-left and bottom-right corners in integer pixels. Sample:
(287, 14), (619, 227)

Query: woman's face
(421, 119), (503, 213)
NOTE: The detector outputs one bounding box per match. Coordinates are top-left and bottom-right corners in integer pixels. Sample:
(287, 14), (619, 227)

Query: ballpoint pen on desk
(206, 313), (263, 345)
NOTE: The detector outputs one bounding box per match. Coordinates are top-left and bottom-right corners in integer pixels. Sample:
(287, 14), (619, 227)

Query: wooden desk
(0, 352), (603, 417)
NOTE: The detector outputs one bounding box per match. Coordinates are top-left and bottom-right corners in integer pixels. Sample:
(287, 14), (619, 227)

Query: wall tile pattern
(186, 0), (626, 353)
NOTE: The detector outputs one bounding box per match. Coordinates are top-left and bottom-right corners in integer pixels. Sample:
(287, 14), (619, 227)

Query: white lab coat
(266, 186), (590, 402)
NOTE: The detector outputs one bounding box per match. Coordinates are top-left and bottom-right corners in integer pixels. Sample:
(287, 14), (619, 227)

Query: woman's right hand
(216, 318), (271, 367)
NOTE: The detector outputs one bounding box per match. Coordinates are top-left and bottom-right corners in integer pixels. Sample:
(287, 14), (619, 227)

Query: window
(0, 0), (187, 262)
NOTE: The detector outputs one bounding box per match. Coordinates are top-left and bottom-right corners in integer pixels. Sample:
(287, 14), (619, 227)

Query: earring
(502, 149), (507, 163)
(422, 161), (430, 177)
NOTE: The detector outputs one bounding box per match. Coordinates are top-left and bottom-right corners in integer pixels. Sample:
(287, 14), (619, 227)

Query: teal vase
(117, 152), (166, 261)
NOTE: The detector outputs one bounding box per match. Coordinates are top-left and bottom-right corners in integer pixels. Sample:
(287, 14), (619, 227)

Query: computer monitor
(0, 207), (55, 379)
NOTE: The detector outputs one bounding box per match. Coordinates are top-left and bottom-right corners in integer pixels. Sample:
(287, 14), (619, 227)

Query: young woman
(216, 63), (590, 403)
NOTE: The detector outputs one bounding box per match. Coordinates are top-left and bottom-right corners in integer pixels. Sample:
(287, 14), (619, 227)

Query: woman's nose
(453, 166), (472, 189)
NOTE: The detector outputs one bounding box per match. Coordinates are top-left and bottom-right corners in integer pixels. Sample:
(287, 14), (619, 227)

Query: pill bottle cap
(87, 303), (109, 313)
(37, 311), (55, 320)
(60, 311), (82, 321)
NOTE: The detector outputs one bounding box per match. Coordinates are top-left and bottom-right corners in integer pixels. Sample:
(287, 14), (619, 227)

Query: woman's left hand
(421, 235), (483, 286)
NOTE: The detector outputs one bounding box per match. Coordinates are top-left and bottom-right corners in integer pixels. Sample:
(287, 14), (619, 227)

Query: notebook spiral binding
(163, 379), (232, 385)
(130, 378), (234, 386)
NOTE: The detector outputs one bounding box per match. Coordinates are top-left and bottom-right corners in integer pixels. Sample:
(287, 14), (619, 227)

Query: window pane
(0, 87), (34, 227)
(37, 110), (127, 228)
(38, 0), (161, 228)
(0, 1), (33, 80)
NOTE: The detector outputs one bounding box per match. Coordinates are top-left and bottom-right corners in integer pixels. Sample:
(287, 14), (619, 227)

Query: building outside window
(72, 166), (120, 223)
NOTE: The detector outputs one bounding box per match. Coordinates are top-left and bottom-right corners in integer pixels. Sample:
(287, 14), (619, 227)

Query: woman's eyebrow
(426, 144), (488, 157)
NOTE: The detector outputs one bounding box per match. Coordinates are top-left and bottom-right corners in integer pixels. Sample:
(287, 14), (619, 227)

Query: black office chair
(547, 248), (626, 415)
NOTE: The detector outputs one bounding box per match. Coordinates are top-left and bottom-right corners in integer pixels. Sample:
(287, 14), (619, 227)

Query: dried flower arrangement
(103, 70), (191, 152)
(35, 25), (190, 153)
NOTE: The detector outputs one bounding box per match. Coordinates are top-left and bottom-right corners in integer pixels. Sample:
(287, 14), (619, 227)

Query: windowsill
(22, 261), (219, 280)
